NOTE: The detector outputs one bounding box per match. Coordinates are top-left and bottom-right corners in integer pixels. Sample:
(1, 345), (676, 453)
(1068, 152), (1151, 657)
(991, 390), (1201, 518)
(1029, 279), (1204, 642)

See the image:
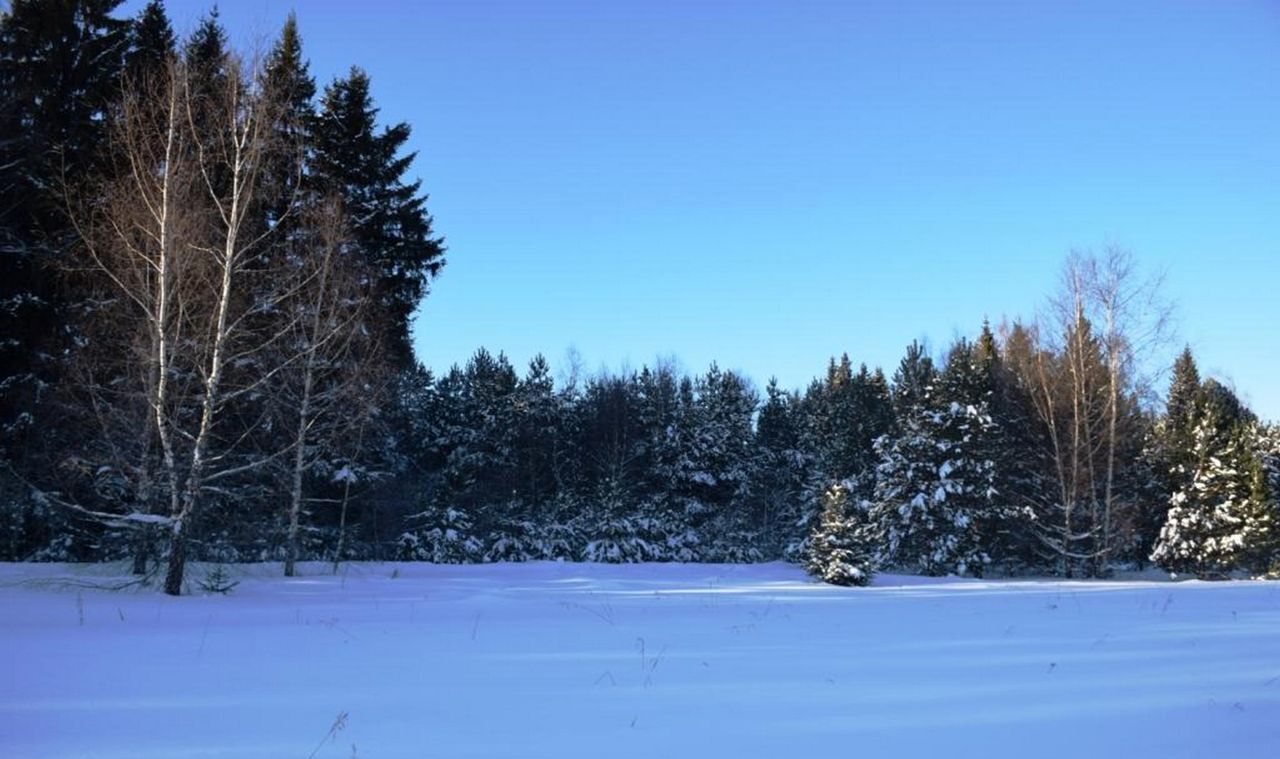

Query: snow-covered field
(1, 562), (1278, 759)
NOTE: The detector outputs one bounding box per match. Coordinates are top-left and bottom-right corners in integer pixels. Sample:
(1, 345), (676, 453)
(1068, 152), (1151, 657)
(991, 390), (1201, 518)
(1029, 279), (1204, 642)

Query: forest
(2, 0), (1277, 596)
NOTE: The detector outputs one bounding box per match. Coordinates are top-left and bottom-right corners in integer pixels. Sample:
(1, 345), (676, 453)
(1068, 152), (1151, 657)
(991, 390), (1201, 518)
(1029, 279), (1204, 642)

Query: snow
(1, 562), (1278, 758)
(116, 513), (173, 525)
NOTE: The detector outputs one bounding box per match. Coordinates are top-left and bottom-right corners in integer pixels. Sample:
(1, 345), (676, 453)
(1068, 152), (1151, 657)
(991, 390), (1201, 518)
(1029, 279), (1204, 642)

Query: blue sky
(145, 1), (1279, 418)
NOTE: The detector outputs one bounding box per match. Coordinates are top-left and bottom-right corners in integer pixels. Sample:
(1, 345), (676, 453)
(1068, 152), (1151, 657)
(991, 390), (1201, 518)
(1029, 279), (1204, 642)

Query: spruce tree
(986, 323), (1054, 571)
(0, 0), (128, 518)
(1151, 418), (1270, 578)
(260, 11), (315, 228)
(512, 354), (561, 519)
(178, 8), (233, 204)
(752, 379), (812, 557)
(692, 365), (760, 559)
(310, 67), (445, 368)
(1166, 347), (1202, 443)
(124, 0), (174, 85)
(891, 340), (935, 417)
(183, 8), (228, 87)
(1238, 433), (1280, 576)
(1154, 347), (1204, 497)
(805, 483), (879, 586)
(803, 356), (894, 489)
(872, 337), (1009, 576)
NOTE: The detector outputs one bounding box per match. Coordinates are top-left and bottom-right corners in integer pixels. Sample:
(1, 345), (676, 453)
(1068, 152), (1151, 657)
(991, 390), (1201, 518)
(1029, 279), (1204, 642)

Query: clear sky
(142, 1), (1280, 419)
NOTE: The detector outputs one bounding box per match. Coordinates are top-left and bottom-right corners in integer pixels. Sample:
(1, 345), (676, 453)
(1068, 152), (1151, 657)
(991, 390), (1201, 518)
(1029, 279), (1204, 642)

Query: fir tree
(123, 0), (174, 85)
(872, 337), (1010, 576)
(986, 323), (1055, 571)
(751, 379), (812, 557)
(803, 355), (894, 489)
(260, 11), (315, 228)
(1166, 347), (1202, 448)
(311, 67), (445, 368)
(1151, 417), (1272, 578)
(512, 355), (562, 519)
(635, 363), (682, 501)
(183, 8), (228, 87)
(805, 483), (879, 586)
(0, 0), (129, 550)
(891, 340), (935, 417)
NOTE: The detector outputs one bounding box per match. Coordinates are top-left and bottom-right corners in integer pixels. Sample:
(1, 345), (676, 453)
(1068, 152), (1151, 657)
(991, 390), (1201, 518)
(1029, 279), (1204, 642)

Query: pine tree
(398, 504), (483, 563)
(635, 363), (682, 502)
(444, 349), (519, 526)
(805, 483), (879, 586)
(310, 67), (445, 368)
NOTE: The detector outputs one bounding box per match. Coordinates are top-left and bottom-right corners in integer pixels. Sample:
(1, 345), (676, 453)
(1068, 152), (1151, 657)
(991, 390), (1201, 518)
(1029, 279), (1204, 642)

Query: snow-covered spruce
(1152, 419), (1280, 578)
(398, 505), (483, 563)
(804, 483), (879, 586)
(871, 400), (1004, 577)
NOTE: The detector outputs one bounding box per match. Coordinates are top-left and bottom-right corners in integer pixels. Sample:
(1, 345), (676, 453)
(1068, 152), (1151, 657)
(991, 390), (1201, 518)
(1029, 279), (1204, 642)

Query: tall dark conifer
(753, 379), (811, 556)
(311, 67), (445, 368)
(986, 323), (1054, 569)
(873, 335), (1005, 576)
(179, 8), (231, 202)
(1161, 347), (1202, 489)
(803, 355), (893, 488)
(260, 11), (314, 227)
(891, 340), (935, 417)
(1166, 348), (1201, 434)
(0, 0), (127, 457)
(123, 0), (174, 85)
(183, 8), (228, 85)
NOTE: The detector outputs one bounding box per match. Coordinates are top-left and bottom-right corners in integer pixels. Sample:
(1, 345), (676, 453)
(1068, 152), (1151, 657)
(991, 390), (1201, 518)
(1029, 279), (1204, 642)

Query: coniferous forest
(2, 1), (1278, 597)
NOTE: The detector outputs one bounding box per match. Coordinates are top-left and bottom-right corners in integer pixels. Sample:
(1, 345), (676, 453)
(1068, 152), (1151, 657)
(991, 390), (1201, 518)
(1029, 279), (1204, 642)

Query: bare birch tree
(1011, 248), (1169, 576)
(72, 54), (312, 594)
(274, 198), (382, 577)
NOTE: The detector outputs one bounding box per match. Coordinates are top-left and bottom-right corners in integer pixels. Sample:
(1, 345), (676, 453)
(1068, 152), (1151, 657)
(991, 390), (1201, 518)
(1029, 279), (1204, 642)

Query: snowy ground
(1, 562), (1278, 758)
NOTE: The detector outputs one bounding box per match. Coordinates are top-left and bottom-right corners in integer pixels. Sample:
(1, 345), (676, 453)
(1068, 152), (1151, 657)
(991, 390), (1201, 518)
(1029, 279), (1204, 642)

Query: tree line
(1, 1), (1276, 592)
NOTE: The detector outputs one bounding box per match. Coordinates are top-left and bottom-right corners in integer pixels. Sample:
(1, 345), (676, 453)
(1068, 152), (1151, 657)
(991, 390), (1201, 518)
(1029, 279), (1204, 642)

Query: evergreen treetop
(124, 0), (174, 85)
(311, 66), (445, 369)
